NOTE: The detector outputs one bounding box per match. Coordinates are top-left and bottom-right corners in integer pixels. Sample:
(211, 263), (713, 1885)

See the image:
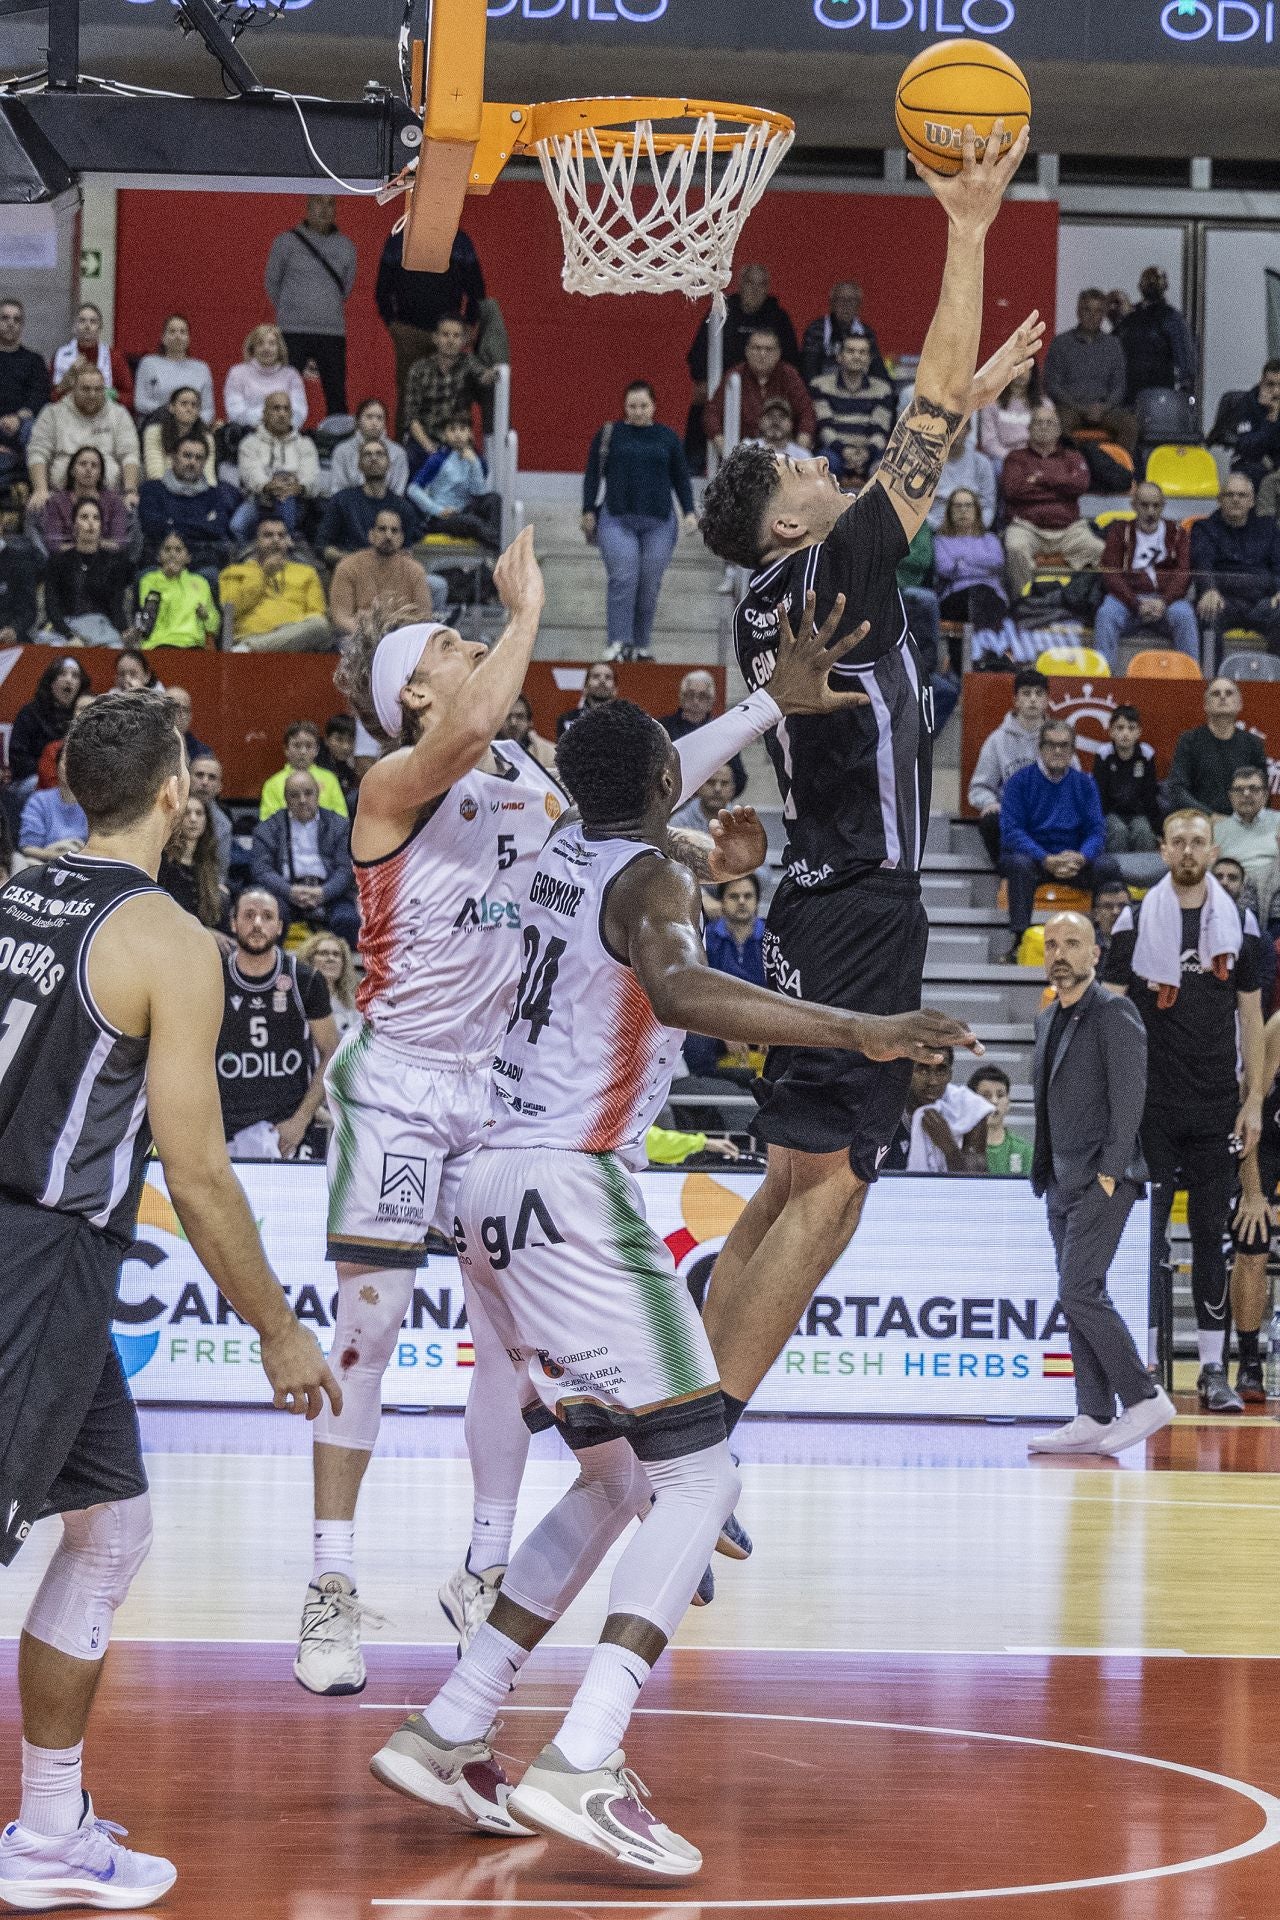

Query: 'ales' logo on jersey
(460, 797), (479, 821)
(380, 1154), (428, 1208)
(454, 895), (521, 930)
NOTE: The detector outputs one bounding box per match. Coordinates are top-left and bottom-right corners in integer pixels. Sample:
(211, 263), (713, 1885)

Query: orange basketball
(895, 40), (1030, 178)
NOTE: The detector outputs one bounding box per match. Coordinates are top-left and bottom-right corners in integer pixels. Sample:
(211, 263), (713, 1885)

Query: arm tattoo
(665, 827), (715, 882)
(879, 395), (964, 507)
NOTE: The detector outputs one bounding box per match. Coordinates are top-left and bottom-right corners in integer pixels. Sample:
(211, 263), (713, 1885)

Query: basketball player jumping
(367, 697), (979, 1874)
(297, 529), (874, 1693)
(0, 691), (338, 1912)
(697, 121), (1040, 1443)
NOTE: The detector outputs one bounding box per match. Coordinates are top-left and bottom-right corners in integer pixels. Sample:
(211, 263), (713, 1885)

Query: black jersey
(1103, 902), (1261, 1112)
(215, 947), (330, 1139)
(0, 854), (160, 1248)
(734, 483), (933, 888)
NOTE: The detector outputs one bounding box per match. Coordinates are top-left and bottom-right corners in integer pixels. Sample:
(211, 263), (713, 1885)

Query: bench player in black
(698, 124), (1038, 1444)
(0, 691), (339, 1912)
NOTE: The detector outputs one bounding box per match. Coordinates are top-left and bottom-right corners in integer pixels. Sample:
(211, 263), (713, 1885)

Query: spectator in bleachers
(582, 380), (696, 664)
(689, 264), (799, 393)
(1105, 289), (1132, 331)
(498, 690), (558, 771)
(658, 669), (747, 798)
(223, 324), (307, 432)
(159, 793), (225, 928)
(251, 768), (360, 947)
(189, 754), (233, 884)
(925, 418), (996, 532)
(318, 439), (422, 565)
(978, 359), (1040, 476)
(266, 196), (357, 419)
(115, 645), (159, 692)
(683, 872), (767, 1078)
(1091, 876), (1133, 970)
(33, 690), (93, 794)
(999, 719), (1121, 960)
(884, 1049), (990, 1173)
(1190, 474), (1280, 657)
(800, 279), (889, 386)
(1213, 767), (1280, 918)
(968, 1063), (1032, 1176)
(0, 524), (39, 642)
(140, 386), (216, 485)
(404, 315), (494, 459)
(27, 362), (140, 510)
(375, 226), (486, 431)
(299, 930), (361, 1039)
(810, 334), (895, 484)
(1043, 288), (1135, 452)
(968, 668), (1049, 868)
(704, 328), (815, 458)
(138, 433), (237, 572)
(219, 516), (331, 654)
(1116, 265), (1197, 404)
(1094, 480), (1197, 665)
(895, 520), (945, 717)
(260, 719), (349, 819)
(164, 687), (211, 766)
(316, 713), (363, 807)
(1166, 676), (1268, 816)
(38, 498), (129, 645)
(32, 444), (131, 555)
(556, 660), (616, 741)
(1093, 703), (1162, 853)
(0, 296), (50, 485)
(1223, 360), (1280, 491)
(328, 398), (409, 498)
(329, 507), (433, 638)
(51, 302), (130, 406)
(6, 658), (89, 812)
(743, 396), (809, 463)
(233, 390), (323, 541)
(1001, 403), (1103, 597)
(133, 314), (215, 424)
(406, 412), (500, 550)
(934, 487), (1009, 631)
(18, 744), (87, 862)
(133, 532), (220, 651)
(671, 764), (737, 838)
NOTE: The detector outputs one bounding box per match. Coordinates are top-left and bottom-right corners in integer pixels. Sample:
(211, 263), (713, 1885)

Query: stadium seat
(1145, 443), (1220, 498)
(1218, 650), (1280, 682)
(1094, 508), (1135, 530)
(1035, 646), (1110, 677)
(1135, 386), (1199, 452)
(1127, 648), (1203, 679)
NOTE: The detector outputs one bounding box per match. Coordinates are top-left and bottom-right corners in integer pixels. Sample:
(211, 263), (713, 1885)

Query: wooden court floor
(2, 1410), (1279, 1917)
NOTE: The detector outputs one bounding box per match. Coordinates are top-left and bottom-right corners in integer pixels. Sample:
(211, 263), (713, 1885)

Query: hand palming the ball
(913, 118), (1031, 238)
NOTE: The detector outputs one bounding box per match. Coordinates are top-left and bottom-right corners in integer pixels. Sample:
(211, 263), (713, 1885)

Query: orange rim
(522, 95), (795, 152)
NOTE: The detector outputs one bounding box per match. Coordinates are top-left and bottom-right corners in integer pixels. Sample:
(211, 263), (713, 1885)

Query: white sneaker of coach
(1026, 1414), (1115, 1455)
(1095, 1386), (1177, 1457)
(0, 1793), (176, 1911)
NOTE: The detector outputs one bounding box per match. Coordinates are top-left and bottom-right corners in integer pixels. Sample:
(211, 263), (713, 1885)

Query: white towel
(907, 1084), (993, 1172)
(1127, 871), (1241, 1005)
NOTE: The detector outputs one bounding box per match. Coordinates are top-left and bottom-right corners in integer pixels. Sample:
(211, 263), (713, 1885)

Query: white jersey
(355, 741), (564, 1054)
(485, 823), (685, 1168)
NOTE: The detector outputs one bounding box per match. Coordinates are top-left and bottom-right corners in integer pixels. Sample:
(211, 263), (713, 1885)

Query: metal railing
(489, 362), (520, 549)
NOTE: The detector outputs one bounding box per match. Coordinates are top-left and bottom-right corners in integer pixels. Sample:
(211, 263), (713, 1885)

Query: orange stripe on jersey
(355, 845), (409, 1014)
(581, 969), (662, 1154)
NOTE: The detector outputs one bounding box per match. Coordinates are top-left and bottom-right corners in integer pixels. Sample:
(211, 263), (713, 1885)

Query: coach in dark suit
(250, 769), (359, 948)
(1027, 910), (1175, 1457)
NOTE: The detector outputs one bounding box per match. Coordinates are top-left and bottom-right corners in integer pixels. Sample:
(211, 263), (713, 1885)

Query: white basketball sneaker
(438, 1559), (505, 1655)
(507, 1743), (701, 1878)
(369, 1713), (534, 1838)
(1026, 1415), (1114, 1455)
(0, 1793), (177, 1911)
(294, 1572), (382, 1696)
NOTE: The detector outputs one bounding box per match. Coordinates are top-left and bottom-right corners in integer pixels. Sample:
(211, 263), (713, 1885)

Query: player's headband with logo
(370, 622), (447, 737)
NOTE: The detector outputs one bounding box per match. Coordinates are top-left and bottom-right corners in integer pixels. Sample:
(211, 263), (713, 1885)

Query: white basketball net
(536, 111), (794, 306)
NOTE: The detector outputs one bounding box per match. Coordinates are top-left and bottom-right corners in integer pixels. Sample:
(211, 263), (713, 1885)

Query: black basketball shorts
(755, 870), (930, 1181)
(0, 1195), (147, 1567)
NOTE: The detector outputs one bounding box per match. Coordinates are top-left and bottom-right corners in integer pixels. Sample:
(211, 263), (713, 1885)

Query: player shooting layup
(698, 122), (1039, 1440)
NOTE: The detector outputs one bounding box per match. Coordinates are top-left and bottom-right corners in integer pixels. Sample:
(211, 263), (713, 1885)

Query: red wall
(114, 184), (1057, 472)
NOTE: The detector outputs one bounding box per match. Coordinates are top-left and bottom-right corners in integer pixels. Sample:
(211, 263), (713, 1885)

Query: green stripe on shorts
(594, 1152), (707, 1400)
(326, 1025), (372, 1230)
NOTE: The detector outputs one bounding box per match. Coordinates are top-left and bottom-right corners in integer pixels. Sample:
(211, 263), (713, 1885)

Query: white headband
(370, 622), (445, 738)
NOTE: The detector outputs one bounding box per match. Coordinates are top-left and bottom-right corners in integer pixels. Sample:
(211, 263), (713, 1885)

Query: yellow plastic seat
(1145, 444), (1220, 499)
(1035, 646), (1110, 677)
(1094, 508), (1135, 530)
(1127, 648), (1203, 679)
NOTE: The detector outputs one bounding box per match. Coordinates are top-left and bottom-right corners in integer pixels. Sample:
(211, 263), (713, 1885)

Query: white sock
(313, 1519), (356, 1585)
(19, 1740), (84, 1837)
(469, 1497), (517, 1575)
(555, 1643), (652, 1772)
(1197, 1329), (1226, 1368)
(425, 1623), (531, 1745)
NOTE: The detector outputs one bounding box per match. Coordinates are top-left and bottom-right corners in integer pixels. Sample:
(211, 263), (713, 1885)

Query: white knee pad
(24, 1494), (153, 1662)
(314, 1267), (415, 1452)
(608, 1443), (741, 1639)
(645, 1443), (741, 1531)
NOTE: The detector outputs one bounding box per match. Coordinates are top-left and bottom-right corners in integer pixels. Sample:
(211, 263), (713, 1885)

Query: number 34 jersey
(485, 823), (685, 1169)
(355, 740), (564, 1056)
